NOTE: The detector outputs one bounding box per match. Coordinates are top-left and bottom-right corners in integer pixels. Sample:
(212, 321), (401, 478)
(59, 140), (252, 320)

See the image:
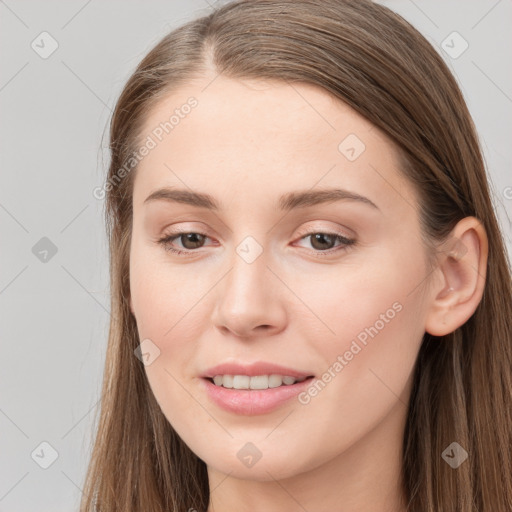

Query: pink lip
(200, 376), (315, 415)
(201, 361), (313, 379)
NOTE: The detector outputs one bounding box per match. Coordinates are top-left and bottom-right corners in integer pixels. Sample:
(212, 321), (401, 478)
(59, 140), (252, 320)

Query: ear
(424, 216), (488, 336)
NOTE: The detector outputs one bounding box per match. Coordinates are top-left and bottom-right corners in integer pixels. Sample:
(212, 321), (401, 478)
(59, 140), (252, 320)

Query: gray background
(0, 1), (510, 510)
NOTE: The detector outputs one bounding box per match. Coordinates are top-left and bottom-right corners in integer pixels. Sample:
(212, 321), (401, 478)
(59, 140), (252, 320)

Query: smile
(201, 375), (315, 415)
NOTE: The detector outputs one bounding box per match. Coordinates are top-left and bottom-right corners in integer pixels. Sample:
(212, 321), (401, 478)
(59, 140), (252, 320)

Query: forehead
(132, 75), (416, 216)
(140, 76), (375, 151)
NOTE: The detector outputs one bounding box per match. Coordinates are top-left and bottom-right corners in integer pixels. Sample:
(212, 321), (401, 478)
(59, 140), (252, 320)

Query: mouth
(200, 374), (316, 415)
(204, 374), (315, 390)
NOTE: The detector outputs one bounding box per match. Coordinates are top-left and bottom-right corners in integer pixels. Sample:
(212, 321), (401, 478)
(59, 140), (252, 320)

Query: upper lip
(201, 361), (314, 379)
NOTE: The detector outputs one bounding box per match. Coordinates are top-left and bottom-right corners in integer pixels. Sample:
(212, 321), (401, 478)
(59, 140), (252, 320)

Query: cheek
(130, 274), (203, 433)
(130, 271), (204, 380)
(290, 241), (427, 354)
(292, 246), (427, 434)
(130, 239), (206, 338)
(129, 242), (211, 417)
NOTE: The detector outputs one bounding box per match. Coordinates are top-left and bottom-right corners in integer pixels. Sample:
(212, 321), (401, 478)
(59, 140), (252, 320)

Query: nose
(210, 248), (287, 339)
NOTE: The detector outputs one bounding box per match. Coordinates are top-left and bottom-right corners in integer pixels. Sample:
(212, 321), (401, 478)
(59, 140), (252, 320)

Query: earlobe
(424, 217), (488, 337)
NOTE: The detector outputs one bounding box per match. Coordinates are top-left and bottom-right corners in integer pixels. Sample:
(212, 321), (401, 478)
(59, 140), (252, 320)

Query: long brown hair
(81, 1), (512, 510)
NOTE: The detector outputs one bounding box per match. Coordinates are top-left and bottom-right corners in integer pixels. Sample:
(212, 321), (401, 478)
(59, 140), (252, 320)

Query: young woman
(81, 1), (512, 510)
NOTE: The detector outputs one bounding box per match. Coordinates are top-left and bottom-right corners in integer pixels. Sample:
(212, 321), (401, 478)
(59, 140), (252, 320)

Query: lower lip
(201, 377), (314, 415)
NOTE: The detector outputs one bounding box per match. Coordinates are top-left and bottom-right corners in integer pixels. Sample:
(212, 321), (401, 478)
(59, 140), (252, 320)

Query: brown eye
(176, 233), (207, 250)
(157, 229), (355, 258)
(295, 231), (355, 255)
(309, 233), (338, 251)
(157, 231), (211, 255)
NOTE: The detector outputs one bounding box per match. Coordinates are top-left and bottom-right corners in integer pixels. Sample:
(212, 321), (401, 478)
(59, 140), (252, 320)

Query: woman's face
(129, 76), (432, 481)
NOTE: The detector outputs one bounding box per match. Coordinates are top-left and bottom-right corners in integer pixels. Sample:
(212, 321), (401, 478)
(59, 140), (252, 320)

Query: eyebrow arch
(143, 187), (380, 211)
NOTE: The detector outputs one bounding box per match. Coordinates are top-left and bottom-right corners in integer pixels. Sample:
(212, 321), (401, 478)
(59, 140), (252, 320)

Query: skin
(129, 75), (488, 512)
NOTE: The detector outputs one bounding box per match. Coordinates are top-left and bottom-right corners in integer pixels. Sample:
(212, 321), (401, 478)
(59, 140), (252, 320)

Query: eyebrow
(143, 187), (380, 211)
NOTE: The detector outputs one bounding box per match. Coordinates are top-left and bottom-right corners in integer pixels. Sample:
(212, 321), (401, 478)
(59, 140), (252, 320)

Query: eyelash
(156, 229), (356, 257)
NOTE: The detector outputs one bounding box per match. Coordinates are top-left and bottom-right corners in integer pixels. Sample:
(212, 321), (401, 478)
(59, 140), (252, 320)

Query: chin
(200, 442), (315, 482)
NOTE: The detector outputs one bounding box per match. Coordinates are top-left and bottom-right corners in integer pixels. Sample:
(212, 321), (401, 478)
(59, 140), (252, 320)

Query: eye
(157, 231), (211, 256)
(294, 231), (356, 254)
(156, 229), (356, 257)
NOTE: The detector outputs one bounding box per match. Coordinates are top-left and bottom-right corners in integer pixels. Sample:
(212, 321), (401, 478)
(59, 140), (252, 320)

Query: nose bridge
(211, 233), (286, 336)
(224, 236), (273, 310)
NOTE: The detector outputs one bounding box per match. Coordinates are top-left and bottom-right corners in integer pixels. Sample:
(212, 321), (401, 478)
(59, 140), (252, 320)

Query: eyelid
(294, 222), (353, 240)
(158, 221), (353, 243)
(156, 223), (356, 258)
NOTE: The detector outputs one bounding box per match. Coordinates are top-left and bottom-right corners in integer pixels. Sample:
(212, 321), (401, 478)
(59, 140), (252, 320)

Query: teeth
(211, 374), (307, 390)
